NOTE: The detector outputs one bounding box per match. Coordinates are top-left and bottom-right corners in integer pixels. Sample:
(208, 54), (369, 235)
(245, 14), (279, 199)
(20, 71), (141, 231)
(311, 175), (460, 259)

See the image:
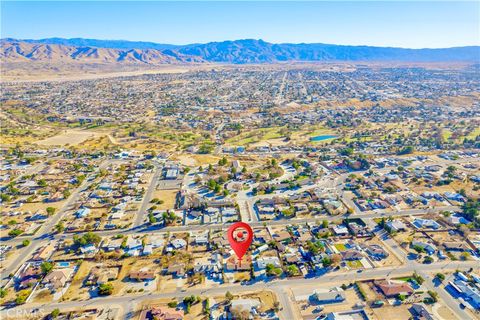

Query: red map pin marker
(227, 222), (253, 264)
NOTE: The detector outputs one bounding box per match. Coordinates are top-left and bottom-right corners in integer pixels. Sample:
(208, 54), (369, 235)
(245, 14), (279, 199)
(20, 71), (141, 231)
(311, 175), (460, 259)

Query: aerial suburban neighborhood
(1, 93), (479, 319)
(1, 1), (480, 320)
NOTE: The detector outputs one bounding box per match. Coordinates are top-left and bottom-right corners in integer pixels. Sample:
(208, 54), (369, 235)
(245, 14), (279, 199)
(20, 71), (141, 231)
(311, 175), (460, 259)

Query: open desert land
(0, 63), (220, 82)
(35, 130), (106, 146)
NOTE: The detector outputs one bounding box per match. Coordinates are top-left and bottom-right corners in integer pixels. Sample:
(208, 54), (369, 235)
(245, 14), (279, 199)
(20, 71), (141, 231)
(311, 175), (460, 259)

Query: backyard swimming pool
(57, 262), (70, 268)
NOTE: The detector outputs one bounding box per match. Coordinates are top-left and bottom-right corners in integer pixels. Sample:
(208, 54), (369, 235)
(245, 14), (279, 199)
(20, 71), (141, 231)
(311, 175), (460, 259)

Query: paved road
(8, 162), (47, 183)
(418, 270), (470, 320)
(0, 160), (112, 286)
(1, 205), (460, 250)
(276, 287), (298, 320)
(133, 163), (162, 227)
(366, 219), (409, 264)
(3, 260), (478, 319)
(0, 155), (474, 317)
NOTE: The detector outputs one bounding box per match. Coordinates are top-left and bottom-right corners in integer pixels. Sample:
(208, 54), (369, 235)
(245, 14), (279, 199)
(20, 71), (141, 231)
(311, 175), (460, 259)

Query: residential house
(451, 280), (480, 309)
(272, 230), (292, 243)
(366, 245), (389, 260)
(18, 264), (42, 289)
(139, 306), (183, 320)
(313, 289), (346, 304)
(75, 207), (91, 218)
(409, 303), (434, 320)
(225, 255), (252, 271)
(168, 238), (187, 251)
(80, 244), (97, 255)
(89, 267), (119, 285)
(43, 269), (73, 291)
(104, 238), (123, 251)
(129, 269), (155, 281)
(341, 250), (363, 261)
(333, 225), (349, 236)
(413, 219), (440, 230)
(375, 280), (414, 298)
(386, 220), (407, 232)
(256, 256), (281, 269)
(444, 192), (466, 203)
(447, 214), (471, 225)
(166, 264), (185, 278)
(411, 240), (437, 255)
(443, 242), (470, 252)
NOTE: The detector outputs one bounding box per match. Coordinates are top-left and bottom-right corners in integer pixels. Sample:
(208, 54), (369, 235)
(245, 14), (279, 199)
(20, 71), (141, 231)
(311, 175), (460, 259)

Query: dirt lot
(31, 288), (54, 303)
(36, 130), (105, 146)
(62, 260), (94, 301)
(152, 189), (179, 210)
(175, 155), (221, 166)
(299, 288), (363, 319)
(212, 290), (277, 314)
(392, 230), (416, 247)
(426, 230), (463, 246)
(359, 281), (382, 302)
(17, 200), (67, 214)
(411, 180), (480, 199)
(243, 290), (277, 313)
(370, 304), (412, 320)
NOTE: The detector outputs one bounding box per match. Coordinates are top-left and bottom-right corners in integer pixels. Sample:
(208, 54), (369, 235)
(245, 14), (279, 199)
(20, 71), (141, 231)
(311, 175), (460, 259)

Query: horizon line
(3, 37), (480, 50)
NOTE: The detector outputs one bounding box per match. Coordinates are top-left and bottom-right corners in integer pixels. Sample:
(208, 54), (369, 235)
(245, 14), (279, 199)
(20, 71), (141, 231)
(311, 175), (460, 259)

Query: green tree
(73, 232), (101, 246)
(322, 220), (329, 228)
(1, 193), (11, 202)
(322, 257), (333, 267)
(98, 283), (113, 295)
(22, 239), (31, 247)
(286, 264), (300, 276)
(8, 229), (23, 237)
(63, 189), (71, 198)
(218, 157), (228, 166)
(15, 290), (30, 305)
(148, 212), (157, 224)
(412, 245), (425, 253)
(339, 147), (354, 156)
(37, 179), (47, 187)
(51, 308), (60, 318)
(46, 207), (56, 215)
(435, 273), (445, 282)
(55, 222), (65, 233)
(204, 298), (210, 315)
(427, 290), (439, 303)
(41, 261), (53, 274)
(413, 272), (425, 285)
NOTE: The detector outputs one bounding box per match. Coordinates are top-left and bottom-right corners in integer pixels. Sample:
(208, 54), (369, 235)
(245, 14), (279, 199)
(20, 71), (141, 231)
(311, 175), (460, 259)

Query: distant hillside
(1, 38), (479, 64)
(2, 37), (178, 50)
(177, 39), (480, 63)
(0, 40), (202, 64)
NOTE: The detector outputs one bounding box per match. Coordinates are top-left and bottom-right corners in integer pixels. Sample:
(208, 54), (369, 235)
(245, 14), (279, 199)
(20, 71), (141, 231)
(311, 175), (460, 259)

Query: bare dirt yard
(36, 130), (105, 146)
(152, 190), (179, 210)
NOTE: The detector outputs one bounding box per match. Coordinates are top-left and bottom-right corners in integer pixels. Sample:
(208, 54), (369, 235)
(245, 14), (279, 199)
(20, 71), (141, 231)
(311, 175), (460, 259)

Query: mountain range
(1, 38), (479, 65)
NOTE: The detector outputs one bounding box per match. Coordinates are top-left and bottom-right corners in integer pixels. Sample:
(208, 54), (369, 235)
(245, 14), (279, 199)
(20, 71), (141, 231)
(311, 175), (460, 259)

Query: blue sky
(1, 1), (479, 48)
